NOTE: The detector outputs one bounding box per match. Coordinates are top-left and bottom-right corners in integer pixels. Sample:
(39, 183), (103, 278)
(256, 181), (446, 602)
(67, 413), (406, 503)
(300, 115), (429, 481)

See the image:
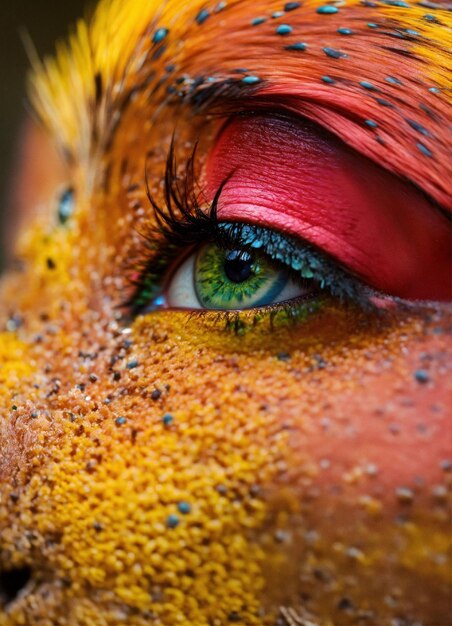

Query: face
(0, 0), (451, 624)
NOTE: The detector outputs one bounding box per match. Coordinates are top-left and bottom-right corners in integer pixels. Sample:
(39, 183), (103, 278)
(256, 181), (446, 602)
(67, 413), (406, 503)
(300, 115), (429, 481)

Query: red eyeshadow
(205, 113), (451, 300)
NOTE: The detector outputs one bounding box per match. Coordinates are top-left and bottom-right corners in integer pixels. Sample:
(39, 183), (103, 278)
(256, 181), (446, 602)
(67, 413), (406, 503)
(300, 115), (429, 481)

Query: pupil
(224, 250), (254, 283)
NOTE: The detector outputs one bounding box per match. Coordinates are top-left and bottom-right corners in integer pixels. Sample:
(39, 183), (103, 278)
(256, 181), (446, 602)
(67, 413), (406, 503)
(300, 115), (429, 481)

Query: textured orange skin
(0, 0), (452, 624)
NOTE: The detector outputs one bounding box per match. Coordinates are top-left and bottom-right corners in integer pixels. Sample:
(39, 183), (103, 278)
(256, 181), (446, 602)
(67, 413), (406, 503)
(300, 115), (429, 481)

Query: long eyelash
(145, 137), (224, 247)
(128, 137), (376, 315)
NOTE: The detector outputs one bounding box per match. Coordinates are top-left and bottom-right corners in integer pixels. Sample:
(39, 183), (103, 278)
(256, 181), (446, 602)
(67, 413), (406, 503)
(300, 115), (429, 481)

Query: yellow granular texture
(0, 334), (33, 390)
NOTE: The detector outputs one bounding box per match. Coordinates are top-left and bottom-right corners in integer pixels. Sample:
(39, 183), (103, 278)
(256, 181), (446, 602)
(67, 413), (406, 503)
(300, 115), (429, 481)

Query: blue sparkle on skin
(359, 81), (377, 90)
(417, 142), (433, 158)
(323, 47), (346, 58)
(57, 188), (75, 225)
(178, 502), (192, 515)
(272, 11), (285, 18)
(276, 24), (293, 35)
(196, 8), (210, 24)
(115, 417), (127, 426)
(423, 13), (436, 21)
(251, 16), (266, 25)
(338, 27), (353, 35)
(215, 1), (227, 11)
(385, 76), (403, 85)
(317, 5), (339, 13)
(365, 119), (378, 128)
(367, 22), (379, 28)
(285, 1), (301, 10)
(242, 75), (261, 85)
(429, 87), (440, 94)
(285, 42), (308, 51)
(152, 28), (169, 44)
(405, 28), (419, 35)
(322, 76), (336, 84)
(166, 514), (180, 529)
(162, 413), (174, 426)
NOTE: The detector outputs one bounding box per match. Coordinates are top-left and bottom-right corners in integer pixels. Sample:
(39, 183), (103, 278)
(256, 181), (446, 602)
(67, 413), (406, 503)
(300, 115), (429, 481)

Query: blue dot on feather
(338, 27), (353, 35)
(285, 42), (308, 51)
(324, 47), (346, 58)
(152, 28), (169, 44)
(317, 5), (339, 14)
(417, 142), (433, 158)
(276, 24), (293, 35)
(360, 81), (377, 90)
(285, 1), (301, 10)
(242, 75), (261, 85)
(196, 9), (210, 24)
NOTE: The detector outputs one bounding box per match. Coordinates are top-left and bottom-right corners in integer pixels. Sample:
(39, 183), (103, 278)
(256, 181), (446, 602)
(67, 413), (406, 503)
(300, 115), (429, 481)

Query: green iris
(194, 243), (290, 309)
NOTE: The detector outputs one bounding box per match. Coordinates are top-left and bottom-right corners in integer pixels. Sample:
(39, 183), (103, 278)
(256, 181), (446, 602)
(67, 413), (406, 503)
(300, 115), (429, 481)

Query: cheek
(1, 305), (450, 624)
(205, 114), (451, 300)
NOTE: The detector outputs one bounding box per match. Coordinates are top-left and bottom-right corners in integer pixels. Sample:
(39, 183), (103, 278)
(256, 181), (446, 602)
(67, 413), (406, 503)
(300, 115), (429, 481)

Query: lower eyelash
(128, 138), (377, 317)
(185, 294), (327, 335)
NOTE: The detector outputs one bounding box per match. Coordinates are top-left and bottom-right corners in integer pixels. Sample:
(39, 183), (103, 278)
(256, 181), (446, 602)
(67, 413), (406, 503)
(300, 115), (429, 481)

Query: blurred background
(0, 2), (84, 267)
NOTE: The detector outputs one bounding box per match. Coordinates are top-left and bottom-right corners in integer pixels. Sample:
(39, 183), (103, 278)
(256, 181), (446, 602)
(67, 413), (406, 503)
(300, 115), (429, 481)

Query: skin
(0, 0), (451, 625)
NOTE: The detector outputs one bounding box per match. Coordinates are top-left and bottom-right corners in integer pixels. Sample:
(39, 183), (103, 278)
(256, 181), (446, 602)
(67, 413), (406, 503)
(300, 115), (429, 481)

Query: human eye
(129, 110), (451, 322)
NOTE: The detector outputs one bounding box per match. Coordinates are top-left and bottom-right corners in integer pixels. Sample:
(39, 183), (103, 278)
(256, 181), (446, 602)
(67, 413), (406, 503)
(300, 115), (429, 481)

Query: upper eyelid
(185, 82), (449, 211)
(200, 104), (448, 227)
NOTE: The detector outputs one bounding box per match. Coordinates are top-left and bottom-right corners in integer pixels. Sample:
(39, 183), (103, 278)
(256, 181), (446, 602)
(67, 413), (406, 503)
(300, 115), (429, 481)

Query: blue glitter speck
(166, 514), (180, 529)
(242, 75), (261, 85)
(417, 142), (433, 158)
(322, 76), (336, 84)
(152, 28), (169, 44)
(367, 22), (379, 28)
(285, 42), (308, 51)
(359, 81), (377, 90)
(428, 87), (440, 94)
(272, 11), (285, 18)
(385, 76), (403, 85)
(196, 9), (210, 24)
(337, 27), (353, 35)
(414, 369), (430, 383)
(407, 119), (430, 136)
(376, 98), (394, 107)
(178, 502), (192, 514)
(58, 188), (75, 225)
(251, 16), (266, 25)
(276, 24), (293, 35)
(384, 0), (410, 6)
(323, 47), (346, 58)
(317, 5), (339, 13)
(285, 1), (301, 10)
(365, 119), (378, 128)
(162, 413), (174, 426)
